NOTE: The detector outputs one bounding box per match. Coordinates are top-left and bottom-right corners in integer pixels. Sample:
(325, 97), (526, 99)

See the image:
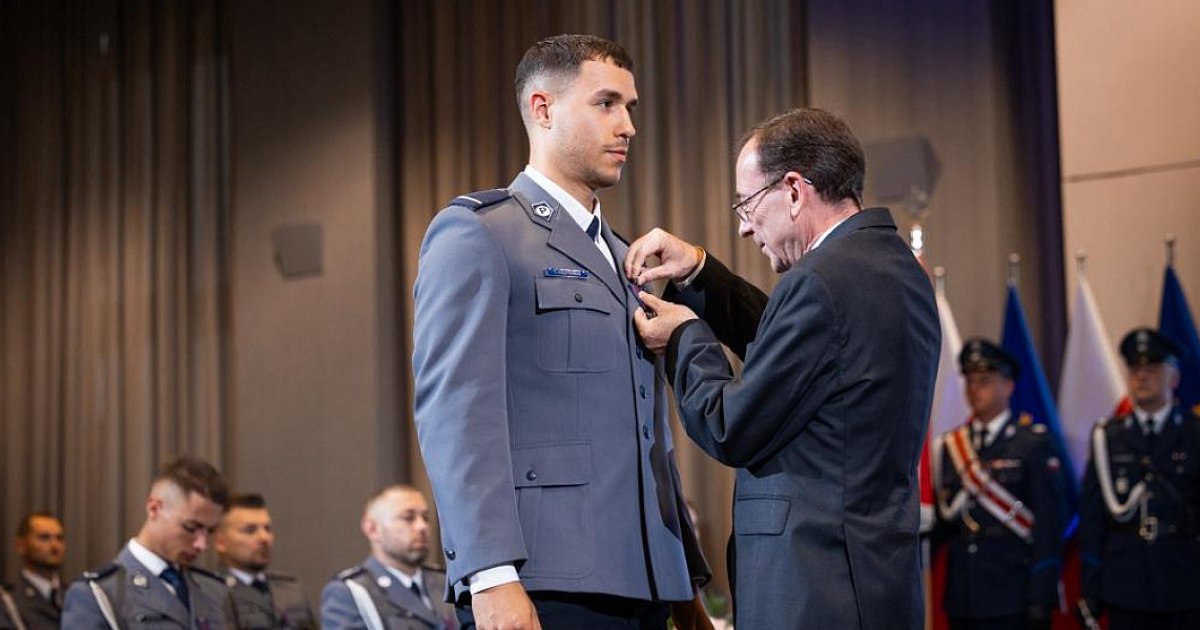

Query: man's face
(545, 59), (638, 193)
(366, 490), (430, 571)
(1127, 362), (1177, 411)
(215, 507), (274, 573)
(964, 371), (1014, 420)
(735, 140), (799, 273)
(15, 516), (65, 572)
(147, 489), (224, 566)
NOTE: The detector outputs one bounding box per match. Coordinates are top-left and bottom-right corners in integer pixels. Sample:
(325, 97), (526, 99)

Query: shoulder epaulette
(335, 565), (366, 581)
(266, 571), (296, 582)
(449, 189), (512, 211)
(189, 566), (224, 583)
(81, 563), (120, 582)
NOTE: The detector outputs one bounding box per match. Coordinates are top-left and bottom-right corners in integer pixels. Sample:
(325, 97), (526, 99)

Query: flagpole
(1166, 234), (1176, 267)
(1008, 253), (1021, 288)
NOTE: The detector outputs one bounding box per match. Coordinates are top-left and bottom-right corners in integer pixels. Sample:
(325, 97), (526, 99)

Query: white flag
(1058, 274), (1124, 481)
(929, 288), (971, 438)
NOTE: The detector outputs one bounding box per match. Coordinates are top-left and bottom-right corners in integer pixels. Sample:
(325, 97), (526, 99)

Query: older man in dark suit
(626, 107), (941, 629)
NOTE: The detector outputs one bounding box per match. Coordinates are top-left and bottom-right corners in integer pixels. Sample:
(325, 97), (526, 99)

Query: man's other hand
(471, 582), (541, 630)
(633, 292), (698, 355)
(624, 228), (702, 286)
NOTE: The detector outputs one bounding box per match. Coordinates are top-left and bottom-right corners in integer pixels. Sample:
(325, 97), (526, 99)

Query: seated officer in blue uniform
(61, 456), (237, 628)
(1080, 328), (1200, 630)
(932, 338), (1067, 630)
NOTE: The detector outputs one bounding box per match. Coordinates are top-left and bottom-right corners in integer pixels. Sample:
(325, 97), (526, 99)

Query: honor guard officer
(11, 513), (66, 629)
(321, 486), (457, 630)
(215, 494), (316, 629)
(932, 338), (1067, 630)
(61, 456), (238, 629)
(1080, 328), (1200, 629)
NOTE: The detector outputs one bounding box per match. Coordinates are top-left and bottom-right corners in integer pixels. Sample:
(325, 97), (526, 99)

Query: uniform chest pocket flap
(533, 276), (617, 372)
(735, 496), (791, 536)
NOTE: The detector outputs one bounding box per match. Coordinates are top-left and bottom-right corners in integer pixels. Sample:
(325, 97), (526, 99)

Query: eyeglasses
(730, 175), (784, 223)
(730, 174), (814, 222)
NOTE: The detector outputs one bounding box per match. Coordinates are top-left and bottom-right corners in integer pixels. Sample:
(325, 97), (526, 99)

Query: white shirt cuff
(674, 248), (707, 289)
(467, 565), (520, 595)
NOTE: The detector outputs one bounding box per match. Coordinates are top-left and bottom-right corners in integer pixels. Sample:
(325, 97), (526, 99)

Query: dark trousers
(456, 592), (670, 630)
(949, 614), (1028, 630)
(1109, 606), (1200, 630)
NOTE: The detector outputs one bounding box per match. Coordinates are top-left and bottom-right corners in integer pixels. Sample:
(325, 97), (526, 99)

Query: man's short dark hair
(157, 456), (230, 509)
(16, 512), (59, 537)
(514, 34), (634, 119)
(741, 108), (865, 207)
(228, 493), (268, 510)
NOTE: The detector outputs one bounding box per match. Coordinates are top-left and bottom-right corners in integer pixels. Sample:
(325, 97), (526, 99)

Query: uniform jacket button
(444, 548), (456, 560)
(642, 425), (651, 439)
(639, 385), (647, 398)
(526, 469), (537, 481)
(574, 292), (583, 302)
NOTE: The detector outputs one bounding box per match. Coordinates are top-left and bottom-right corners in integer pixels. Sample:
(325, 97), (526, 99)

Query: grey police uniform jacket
(663, 209), (940, 630)
(319, 557), (456, 629)
(12, 576), (60, 630)
(217, 567), (316, 629)
(412, 173), (709, 602)
(61, 546), (236, 629)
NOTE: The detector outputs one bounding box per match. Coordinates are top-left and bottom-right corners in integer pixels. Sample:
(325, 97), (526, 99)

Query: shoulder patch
(81, 563), (120, 581)
(335, 566), (366, 581)
(449, 189), (512, 211)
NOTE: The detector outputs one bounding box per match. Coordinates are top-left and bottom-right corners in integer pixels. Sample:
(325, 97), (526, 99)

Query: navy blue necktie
(585, 216), (600, 241)
(160, 567), (190, 610)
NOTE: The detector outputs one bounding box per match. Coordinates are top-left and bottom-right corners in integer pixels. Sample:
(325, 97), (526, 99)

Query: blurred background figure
(11, 513), (66, 630)
(215, 493), (316, 629)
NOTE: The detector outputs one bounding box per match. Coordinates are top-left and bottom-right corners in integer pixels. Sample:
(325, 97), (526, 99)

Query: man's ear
(530, 90), (554, 129)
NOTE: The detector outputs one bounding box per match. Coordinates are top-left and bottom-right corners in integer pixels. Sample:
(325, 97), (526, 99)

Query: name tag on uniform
(544, 267), (589, 279)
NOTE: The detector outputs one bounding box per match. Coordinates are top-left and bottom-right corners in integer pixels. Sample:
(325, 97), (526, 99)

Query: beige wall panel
(1062, 167), (1200, 345)
(229, 0), (394, 602)
(1056, 0), (1200, 176)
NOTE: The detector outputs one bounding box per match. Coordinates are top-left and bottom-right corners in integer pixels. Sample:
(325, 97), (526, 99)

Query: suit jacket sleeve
(665, 265), (839, 469)
(60, 581), (108, 630)
(665, 254), (768, 361)
(412, 206), (526, 590)
(319, 580), (368, 630)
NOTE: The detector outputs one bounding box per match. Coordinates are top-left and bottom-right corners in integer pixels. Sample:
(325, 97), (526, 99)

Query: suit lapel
(509, 173), (625, 303)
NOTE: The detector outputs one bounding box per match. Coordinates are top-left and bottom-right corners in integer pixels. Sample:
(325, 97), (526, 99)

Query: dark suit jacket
(320, 557), (457, 629)
(412, 174), (708, 602)
(12, 576), (60, 630)
(665, 208), (940, 629)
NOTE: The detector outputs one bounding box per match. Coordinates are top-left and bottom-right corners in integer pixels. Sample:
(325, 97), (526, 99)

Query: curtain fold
(0, 0), (229, 579)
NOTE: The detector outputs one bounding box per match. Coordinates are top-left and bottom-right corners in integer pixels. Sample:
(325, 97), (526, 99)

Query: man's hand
(633, 292), (698, 355)
(471, 582), (541, 630)
(624, 228), (702, 286)
(670, 594), (716, 630)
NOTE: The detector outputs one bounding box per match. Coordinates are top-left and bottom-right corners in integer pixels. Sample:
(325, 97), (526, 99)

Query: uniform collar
(973, 409), (1012, 448)
(227, 566), (266, 586)
(127, 538), (171, 577)
(1134, 401), (1173, 434)
(523, 165), (603, 235)
(21, 569), (58, 600)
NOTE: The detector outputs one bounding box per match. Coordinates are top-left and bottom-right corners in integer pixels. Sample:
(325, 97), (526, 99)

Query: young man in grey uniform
(61, 456), (237, 628)
(215, 494), (315, 629)
(413, 34), (709, 630)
